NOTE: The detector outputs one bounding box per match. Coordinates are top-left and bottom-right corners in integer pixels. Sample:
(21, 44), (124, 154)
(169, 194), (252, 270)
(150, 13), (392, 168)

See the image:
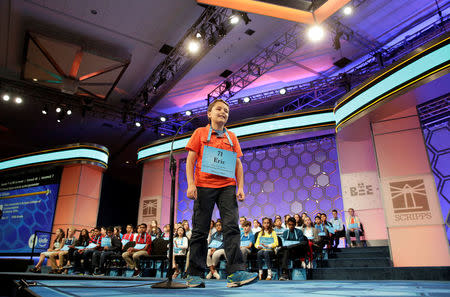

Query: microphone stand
(152, 115), (200, 289)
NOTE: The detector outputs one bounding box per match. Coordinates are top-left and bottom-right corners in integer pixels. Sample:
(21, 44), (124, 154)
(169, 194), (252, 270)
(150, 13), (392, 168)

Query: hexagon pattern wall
(423, 123), (450, 242)
(177, 135), (343, 224)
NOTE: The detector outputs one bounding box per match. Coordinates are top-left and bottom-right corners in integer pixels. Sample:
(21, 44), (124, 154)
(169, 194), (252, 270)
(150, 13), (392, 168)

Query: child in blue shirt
(278, 217), (308, 280)
(206, 221), (225, 280)
(239, 221), (255, 267)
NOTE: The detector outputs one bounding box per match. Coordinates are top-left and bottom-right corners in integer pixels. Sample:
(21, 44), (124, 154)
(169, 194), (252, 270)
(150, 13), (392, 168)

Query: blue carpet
(28, 279), (450, 297)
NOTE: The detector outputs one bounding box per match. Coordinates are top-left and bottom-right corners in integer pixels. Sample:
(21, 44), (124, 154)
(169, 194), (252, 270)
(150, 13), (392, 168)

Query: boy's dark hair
(332, 209), (338, 213)
(321, 213), (327, 218)
(106, 226), (114, 233)
(287, 217), (296, 225)
(94, 227), (100, 231)
(140, 223), (147, 228)
(315, 215), (321, 220)
(242, 220), (251, 227)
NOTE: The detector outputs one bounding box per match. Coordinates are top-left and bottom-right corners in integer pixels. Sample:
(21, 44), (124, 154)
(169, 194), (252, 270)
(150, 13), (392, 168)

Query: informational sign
(380, 174), (444, 227)
(0, 167), (61, 253)
(341, 171), (382, 210)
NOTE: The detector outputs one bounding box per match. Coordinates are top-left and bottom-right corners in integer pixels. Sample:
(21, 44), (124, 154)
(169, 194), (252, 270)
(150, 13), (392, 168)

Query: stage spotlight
(32, 78), (38, 82)
(42, 105), (48, 115)
(160, 116), (167, 122)
(66, 109), (72, 115)
(15, 97), (23, 104)
(196, 32), (202, 39)
(185, 110), (192, 116)
(279, 88), (286, 95)
(188, 40), (200, 54)
(57, 113), (64, 123)
(307, 25), (325, 42)
(230, 15), (240, 25)
(343, 6), (353, 15)
(243, 97), (250, 103)
(2, 94), (10, 101)
(56, 107), (62, 113)
(135, 122), (141, 127)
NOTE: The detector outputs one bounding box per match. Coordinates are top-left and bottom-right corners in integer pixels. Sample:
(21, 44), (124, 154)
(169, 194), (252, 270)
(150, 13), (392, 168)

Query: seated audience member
(49, 227), (76, 273)
(301, 217), (320, 268)
(255, 217), (278, 280)
(330, 209), (345, 249)
(278, 217), (308, 280)
(171, 226), (189, 279)
(207, 220), (217, 243)
(273, 217), (286, 236)
(92, 226), (122, 275)
(122, 224), (135, 244)
(274, 215), (282, 225)
(65, 229), (90, 270)
(314, 216), (329, 257)
(282, 214), (291, 229)
(206, 221), (225, 280)
(345, 208), (362, 247)
(321, 213), (335, 251)
(162, 224), (171, 240)
(239, 220), (255, 267)
(122, 223), (152, 277)
(30, 228), (65, 273)
(239, 216), (247, 233)
(301, 213), (308, 221)
(252, 219), (262, 234)
(294, 213), (303, 229)
(116, 226), (123, 239)
(82, 227), (103, 274)
(182, 220), (192, 239)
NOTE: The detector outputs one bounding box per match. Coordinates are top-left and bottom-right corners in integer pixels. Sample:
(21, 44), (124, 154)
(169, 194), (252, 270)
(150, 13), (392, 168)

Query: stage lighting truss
(129, 6), (238, 113)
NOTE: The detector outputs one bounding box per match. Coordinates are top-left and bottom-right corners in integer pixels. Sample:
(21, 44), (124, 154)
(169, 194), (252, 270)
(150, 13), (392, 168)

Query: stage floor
(23, 279), (450, 297)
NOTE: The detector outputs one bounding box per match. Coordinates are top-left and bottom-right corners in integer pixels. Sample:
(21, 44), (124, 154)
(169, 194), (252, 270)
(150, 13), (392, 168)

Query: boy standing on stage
(185, 99), (257, 288)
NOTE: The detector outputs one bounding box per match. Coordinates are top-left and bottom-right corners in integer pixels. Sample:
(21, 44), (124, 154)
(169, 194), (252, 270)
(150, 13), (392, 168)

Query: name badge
(201, 146), (237, 178)
(260, 237), (274, 246)
(348, 223), (359, 229)
(326, 226), (335, 234)
(208, 240), (223, 249)
(60, 246), (70, 251)
(101, 237), (111, 247)
(283, 240), (299, 247)
(86, 243), (97, 249)
(121, 239), (129, 246)
(240, 240), (251, 247)
(134, 243), (146, 250)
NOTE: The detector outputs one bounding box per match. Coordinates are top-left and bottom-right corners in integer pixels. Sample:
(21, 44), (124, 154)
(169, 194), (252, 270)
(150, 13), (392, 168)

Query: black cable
(434, 0), (444, 23)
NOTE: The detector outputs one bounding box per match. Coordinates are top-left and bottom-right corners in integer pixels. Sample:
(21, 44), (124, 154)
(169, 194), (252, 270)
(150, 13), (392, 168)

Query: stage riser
(320, 258), (391, 268)
(310, 267), (450, 280)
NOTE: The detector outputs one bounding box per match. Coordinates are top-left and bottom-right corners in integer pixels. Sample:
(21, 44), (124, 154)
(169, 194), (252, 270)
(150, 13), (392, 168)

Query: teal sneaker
(227, 271), (258, 287)
(186, 275), (205, 288)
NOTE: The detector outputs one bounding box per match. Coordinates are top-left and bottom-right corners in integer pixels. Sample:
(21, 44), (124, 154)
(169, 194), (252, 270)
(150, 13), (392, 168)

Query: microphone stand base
(151, 279), (188, 289)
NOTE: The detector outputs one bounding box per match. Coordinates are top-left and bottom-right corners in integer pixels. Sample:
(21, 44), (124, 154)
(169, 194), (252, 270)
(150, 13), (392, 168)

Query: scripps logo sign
(389, 179), (432, 222)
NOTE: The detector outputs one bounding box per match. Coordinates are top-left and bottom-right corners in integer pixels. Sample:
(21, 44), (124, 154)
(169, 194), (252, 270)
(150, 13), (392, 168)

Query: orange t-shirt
(185, 124), (243, 188)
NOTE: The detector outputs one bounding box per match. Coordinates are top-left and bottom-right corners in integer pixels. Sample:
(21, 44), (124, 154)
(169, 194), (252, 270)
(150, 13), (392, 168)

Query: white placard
(341, 171), (382, 210)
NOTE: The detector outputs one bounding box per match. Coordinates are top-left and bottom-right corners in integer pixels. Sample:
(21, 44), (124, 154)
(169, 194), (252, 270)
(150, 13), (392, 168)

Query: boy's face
(126, 226), (132, 233)
(287, 221), (295, 231)
(321, 214), (327, 222)
(243, 225), (251, 233)
(315, 217), (321, 224)
(164, 226), (170, 232)
(349, 209), (355, 216)
(274, 218), (282, 227)
(332, 211), (338, 218)
(208, 102), (229, 126)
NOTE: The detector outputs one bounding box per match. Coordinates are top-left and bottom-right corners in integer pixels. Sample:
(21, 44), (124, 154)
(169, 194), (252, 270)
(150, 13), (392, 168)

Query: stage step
(320, 257), (391, 268)
(328, 249), (389, 259)
(309, 267), (450, 280)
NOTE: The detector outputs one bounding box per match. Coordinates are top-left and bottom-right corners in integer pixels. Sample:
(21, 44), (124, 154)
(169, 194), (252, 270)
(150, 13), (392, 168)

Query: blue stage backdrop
(0, 167), (61, 253)
(422, 122), (450, 243)
(177, 135), (344, 223)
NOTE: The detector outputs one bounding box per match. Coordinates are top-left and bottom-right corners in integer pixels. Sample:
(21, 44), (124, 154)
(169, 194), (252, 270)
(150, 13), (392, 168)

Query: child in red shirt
(185, 99), (257, 288)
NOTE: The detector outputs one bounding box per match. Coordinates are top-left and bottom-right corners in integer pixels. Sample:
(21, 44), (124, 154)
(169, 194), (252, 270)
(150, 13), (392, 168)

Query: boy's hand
(237, 187), (245, 201)
(187, 184), (197, 200)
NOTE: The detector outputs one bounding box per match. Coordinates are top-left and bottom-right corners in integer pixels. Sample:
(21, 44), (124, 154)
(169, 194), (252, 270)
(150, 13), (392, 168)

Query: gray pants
(187, 186), (245, 275)
(240, 247), (251, 265)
